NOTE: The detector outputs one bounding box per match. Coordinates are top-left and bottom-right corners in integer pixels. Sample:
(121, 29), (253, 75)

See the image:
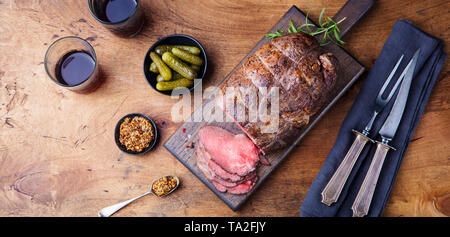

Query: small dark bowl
(114, 113), (158, 155)
(143, 34), (207, 96)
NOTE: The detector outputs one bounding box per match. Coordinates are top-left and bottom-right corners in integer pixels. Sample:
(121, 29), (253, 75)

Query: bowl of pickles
(143, 34), (207, 95)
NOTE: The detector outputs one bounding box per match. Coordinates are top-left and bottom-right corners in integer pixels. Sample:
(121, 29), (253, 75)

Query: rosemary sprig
(265, 8), (346, 47)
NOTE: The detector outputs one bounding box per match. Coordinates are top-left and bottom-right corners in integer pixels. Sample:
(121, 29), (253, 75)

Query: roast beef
(196, 126), (261, 194)
(220, 33), (338, 153)
(198, 126), (260, 176)
(196, 33), (338, 194)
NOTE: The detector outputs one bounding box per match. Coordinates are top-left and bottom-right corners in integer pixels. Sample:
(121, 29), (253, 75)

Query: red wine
(55, 51), (96, 86)
(105, 0), (137, 23)
(88, 0), (144, 37)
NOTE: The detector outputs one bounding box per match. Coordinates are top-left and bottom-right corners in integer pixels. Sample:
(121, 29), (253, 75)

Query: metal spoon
(98, 175), (180, 217)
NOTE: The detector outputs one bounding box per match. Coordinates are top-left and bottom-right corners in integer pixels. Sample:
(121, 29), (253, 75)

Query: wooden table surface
(0, 0), (448, 217)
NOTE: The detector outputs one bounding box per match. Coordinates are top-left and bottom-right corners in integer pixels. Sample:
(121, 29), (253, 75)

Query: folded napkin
(300, 20), (446, 217)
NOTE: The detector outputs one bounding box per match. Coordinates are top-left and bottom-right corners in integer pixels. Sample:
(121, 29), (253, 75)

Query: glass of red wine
(87, 0), (145, 37)
(44, 36), (102, 94)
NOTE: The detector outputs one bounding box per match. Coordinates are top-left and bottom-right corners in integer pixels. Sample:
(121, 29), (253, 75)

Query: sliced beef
(197, 143), (245, 182)
(227, 176), (258, 195)
(196, 126), (262, 194)
(198, 126), (260, 177)
(196, 33), (339, 194)
(211, 176), (258, 195)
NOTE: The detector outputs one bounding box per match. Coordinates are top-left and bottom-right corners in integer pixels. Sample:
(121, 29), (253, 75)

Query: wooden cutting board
(164, 0), (374, 210)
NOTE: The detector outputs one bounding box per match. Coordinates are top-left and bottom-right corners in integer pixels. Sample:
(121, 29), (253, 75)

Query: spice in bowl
(119, 116), (155, 152)
(152, 176), (178, 197)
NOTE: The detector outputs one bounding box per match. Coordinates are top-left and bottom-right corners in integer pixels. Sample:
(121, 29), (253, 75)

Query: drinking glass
(87, 0), (145, 37)
(44, 36), (102, 94)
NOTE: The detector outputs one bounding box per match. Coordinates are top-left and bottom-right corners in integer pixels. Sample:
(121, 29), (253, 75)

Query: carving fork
(321, 55), (405, 206)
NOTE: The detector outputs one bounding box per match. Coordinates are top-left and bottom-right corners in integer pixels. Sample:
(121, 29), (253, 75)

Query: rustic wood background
(0, 0), (448, 217)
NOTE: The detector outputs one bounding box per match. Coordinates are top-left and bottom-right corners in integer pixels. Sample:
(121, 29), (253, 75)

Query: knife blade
(351, 48), (420, 217)
(378, 48), (421, 142)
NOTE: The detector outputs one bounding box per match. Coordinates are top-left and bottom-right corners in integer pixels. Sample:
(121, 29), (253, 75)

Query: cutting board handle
(331, 0), (374, 37)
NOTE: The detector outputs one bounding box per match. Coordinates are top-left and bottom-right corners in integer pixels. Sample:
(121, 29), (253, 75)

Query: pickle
(150, 52), (172, 81)
(190, 64), (201, 72)
(155, 45), (173, 56)
(173, 45), (201, 55)
(156, 78), (194, 91)
(171, 48), (204, 66)
(158, 73), (184, 82)
(156, 74), (165, 82)
(173, 72), (185, 81)
(162, 52), (197, 80)
(150, 62), (159, 73)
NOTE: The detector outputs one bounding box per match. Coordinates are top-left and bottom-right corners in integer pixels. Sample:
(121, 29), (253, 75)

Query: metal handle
(321, 130), (372, 206)
(98, 191), (152, 217)
(351, 142), (393, 217)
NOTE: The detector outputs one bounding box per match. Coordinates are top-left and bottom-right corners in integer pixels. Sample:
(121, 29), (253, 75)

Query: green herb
(265, 8), (346, 47)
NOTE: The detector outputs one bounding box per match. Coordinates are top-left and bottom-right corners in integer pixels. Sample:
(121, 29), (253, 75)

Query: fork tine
(385, 53), (417, 102)
(377, 54), (404, 101)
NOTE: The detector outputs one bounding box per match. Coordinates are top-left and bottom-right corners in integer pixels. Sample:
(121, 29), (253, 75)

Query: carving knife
(351, 48), (421, 217)
(321, 54), (405, 206)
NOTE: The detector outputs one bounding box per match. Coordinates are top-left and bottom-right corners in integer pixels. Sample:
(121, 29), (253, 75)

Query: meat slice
(196, 126), (263, 194)
(198, 126), (260, 177)
(198, 145), (250, 188)
(211, 181), (228, 193)
(211, 176), (258, 195)
(227, 176), (258, 194)
(197, 143), (244, 182)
